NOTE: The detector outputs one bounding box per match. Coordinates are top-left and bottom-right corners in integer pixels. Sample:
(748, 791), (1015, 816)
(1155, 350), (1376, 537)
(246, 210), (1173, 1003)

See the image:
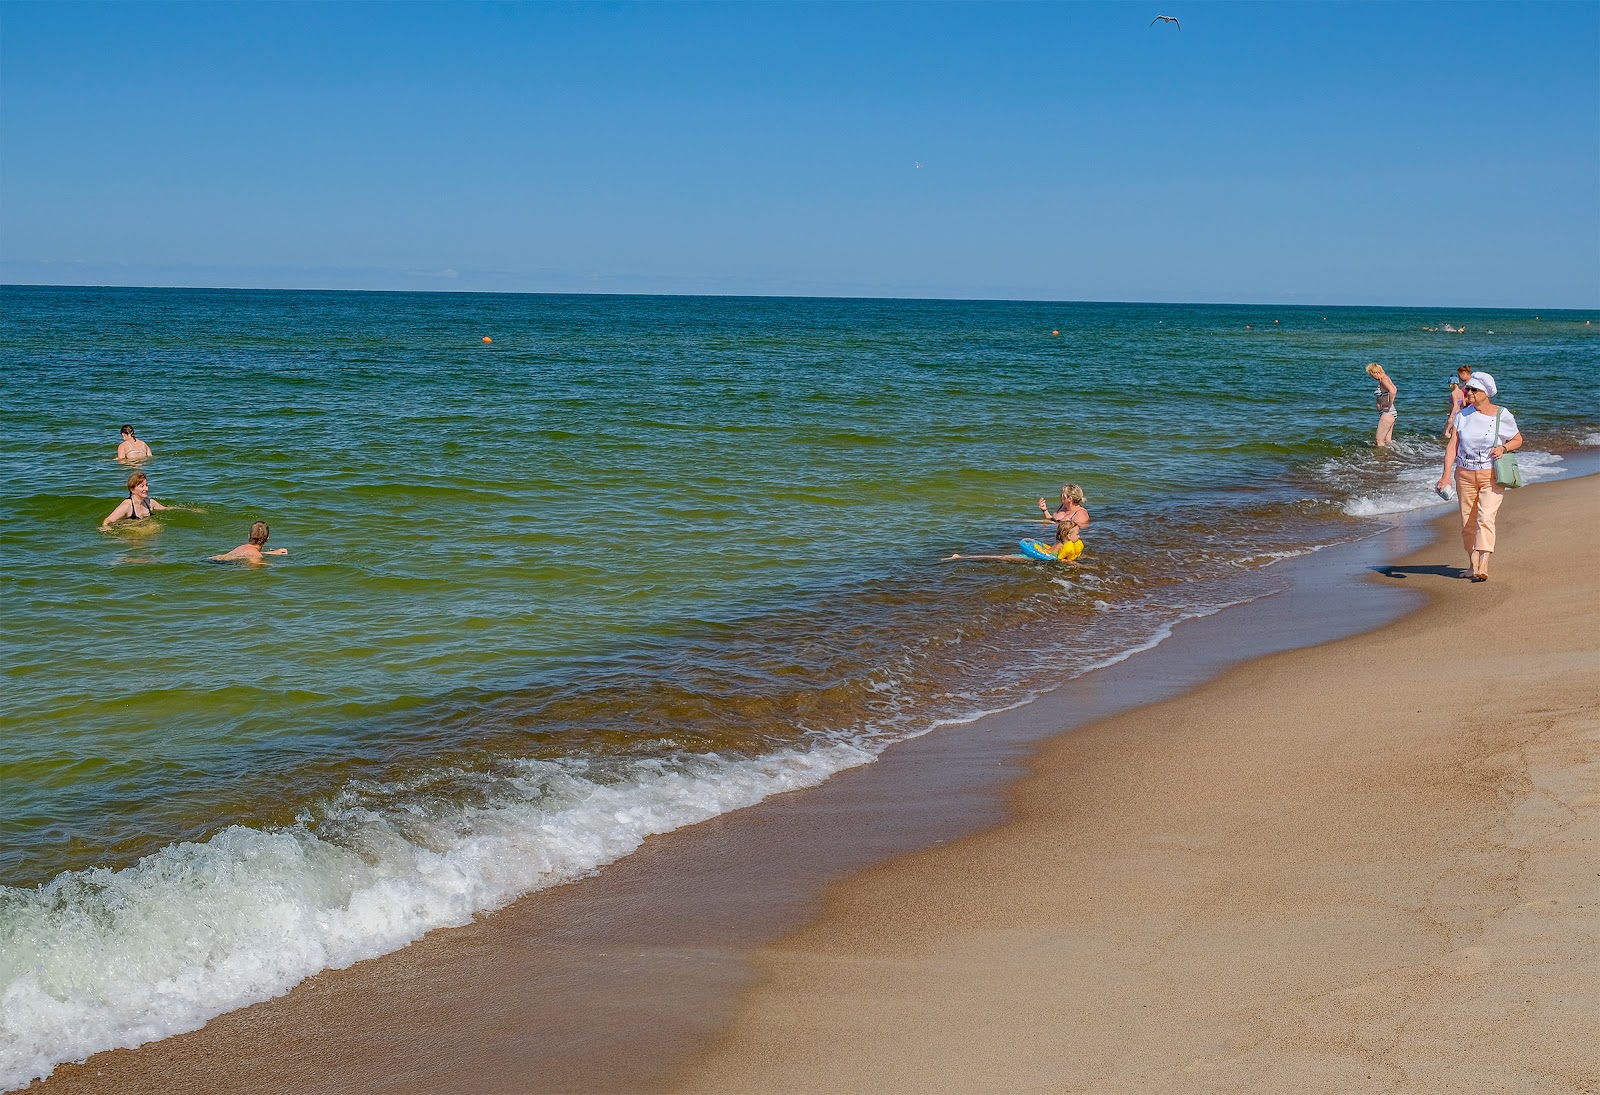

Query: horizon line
(4, 282), (1595, 314)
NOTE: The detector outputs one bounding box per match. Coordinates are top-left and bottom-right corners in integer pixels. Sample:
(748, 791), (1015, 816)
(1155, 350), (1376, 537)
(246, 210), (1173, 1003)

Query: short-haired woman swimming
(212, 521), (289, 563)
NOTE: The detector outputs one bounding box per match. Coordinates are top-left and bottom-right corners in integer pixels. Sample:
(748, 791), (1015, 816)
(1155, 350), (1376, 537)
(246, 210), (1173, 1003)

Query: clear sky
(2, 2), (1596, 307)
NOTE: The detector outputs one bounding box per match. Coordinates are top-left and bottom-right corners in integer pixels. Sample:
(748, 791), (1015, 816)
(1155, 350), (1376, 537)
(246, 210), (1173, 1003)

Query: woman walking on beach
(1367, 363), (1398, 448)
(101, 471), (170, 527)
(1436, 372), (1522, 582)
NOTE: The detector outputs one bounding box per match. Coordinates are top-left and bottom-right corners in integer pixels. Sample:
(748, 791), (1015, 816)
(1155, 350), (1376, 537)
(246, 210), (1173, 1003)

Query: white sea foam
(0, 745), (873, 1091)
(1514, 450), (1565, 482)
(1230, 544), (1327, 568)
(1342, 449), (1564, 516)
(1583, 431), (1600, 447)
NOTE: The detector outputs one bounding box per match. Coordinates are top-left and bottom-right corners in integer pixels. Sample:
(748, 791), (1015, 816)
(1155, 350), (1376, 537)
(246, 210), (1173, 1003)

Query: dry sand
(675, 475), (1600, 1095)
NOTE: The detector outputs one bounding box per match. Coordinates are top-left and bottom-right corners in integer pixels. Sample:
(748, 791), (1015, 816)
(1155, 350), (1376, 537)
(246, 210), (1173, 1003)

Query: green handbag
(1491, 408), (1521, 488)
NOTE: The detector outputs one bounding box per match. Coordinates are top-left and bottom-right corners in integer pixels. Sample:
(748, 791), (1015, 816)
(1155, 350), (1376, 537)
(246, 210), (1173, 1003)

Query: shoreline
(675, 474), (1600, 1093)
(25, 474), (1596, 1094)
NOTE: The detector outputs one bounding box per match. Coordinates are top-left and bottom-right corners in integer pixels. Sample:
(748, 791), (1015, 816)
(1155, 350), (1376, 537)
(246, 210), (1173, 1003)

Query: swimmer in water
(211, 521), (288, 563)
(945, 484), (1091, 563)
(116, 425), (152, 463)
(101, 471), (169, 527)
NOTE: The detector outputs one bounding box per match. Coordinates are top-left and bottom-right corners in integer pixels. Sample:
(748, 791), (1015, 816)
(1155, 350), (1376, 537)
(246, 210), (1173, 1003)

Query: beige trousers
(1455, 469), (1504, 553)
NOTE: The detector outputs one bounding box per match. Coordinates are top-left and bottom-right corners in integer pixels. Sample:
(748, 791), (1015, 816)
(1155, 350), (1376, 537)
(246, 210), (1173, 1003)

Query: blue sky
(2, 2), (1596, 306)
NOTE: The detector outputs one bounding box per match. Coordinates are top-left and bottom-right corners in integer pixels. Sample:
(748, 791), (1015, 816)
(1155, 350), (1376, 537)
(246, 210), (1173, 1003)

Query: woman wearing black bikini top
(101, 471), (170, 527)
(1366, 362), (1398, 448)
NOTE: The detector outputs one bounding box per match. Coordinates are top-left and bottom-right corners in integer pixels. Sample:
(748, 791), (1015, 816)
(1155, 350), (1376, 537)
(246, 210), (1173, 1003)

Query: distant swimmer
(212, 521), (288, 564)
(116, 425), (152, 463)
(1150, 15), (1181, 28)
(101, 471), (168, 527)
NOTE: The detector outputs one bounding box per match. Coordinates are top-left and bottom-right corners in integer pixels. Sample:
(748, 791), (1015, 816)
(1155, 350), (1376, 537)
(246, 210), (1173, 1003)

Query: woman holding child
(946, 483), (1090, 564)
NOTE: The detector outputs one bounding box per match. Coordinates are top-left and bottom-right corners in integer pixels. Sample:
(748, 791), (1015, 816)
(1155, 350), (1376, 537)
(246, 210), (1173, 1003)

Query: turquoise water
(2, 286), (1596, 1086)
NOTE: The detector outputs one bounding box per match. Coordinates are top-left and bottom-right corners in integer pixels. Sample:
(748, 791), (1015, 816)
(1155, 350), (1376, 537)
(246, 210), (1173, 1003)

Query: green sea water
(1, 285), (1595, 1087)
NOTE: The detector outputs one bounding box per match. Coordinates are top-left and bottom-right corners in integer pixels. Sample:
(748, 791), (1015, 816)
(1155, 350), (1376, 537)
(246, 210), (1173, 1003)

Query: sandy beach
(676, 474), (1600, 1094)
(25, 475), (1597, 1095)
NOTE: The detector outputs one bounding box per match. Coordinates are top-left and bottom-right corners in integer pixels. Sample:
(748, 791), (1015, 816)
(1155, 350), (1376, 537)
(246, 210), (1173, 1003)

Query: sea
(2, 285), (1596, 1089)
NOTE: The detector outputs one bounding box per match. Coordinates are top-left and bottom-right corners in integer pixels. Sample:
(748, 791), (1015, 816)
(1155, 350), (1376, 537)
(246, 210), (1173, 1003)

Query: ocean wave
(1229, 544), (1327, 568)
(0, 745), (872, 1091)
(1341, 449), (1564, 516)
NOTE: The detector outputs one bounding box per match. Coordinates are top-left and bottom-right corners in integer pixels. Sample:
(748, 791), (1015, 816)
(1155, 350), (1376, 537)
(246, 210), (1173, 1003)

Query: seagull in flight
(914, 161), (923, 169)
(1150, 15), (1180, 28)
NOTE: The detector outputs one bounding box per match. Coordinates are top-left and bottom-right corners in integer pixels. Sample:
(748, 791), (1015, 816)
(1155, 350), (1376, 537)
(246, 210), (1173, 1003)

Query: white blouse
(1452, 407), (1519, 471)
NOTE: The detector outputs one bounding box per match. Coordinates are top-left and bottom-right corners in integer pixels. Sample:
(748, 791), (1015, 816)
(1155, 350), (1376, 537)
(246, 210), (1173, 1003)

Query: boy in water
(212, 521), (288, 563)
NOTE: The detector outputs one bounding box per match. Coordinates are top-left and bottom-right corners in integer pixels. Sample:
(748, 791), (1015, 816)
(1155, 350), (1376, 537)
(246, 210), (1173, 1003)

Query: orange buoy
(1051, 329), (1059, 335)
(482, 336), (492, 344)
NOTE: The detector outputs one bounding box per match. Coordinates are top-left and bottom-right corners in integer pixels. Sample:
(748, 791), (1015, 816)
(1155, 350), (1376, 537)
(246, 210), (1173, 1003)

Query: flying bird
(1150, 15), (1180, 28)
(914, 161), (924, 169)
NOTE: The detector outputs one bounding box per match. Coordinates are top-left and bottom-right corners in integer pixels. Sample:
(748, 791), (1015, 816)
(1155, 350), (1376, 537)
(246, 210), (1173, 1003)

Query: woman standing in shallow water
(1367, 363), (1398, 448)
(1444, 364), (1473, 438)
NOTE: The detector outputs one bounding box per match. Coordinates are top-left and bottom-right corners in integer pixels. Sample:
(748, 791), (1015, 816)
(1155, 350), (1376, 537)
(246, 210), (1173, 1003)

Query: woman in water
(946, 484), (1091, 564)
(1366, 363), (1398, 448)
(1444, 364), (1473, 438)
(1038, 483), (1090, 546)
(1435, 371), (1522, 583)
(212, 521), (288, 563)
(101, 471), (170, 527)
(116, 425), (152, 463)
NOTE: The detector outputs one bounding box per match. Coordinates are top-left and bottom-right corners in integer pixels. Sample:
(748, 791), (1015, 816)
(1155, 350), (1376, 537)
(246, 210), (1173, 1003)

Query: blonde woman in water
(1367, 363), (1398, 448)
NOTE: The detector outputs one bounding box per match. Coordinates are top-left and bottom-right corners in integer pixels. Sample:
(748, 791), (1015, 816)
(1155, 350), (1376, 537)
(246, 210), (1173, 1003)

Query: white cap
(1463, 371), (1497, 399)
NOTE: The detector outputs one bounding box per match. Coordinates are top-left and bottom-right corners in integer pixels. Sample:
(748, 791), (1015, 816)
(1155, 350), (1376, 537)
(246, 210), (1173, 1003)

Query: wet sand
(27, 476), (1596, 1094)
(676, 474), (1600, 1094)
